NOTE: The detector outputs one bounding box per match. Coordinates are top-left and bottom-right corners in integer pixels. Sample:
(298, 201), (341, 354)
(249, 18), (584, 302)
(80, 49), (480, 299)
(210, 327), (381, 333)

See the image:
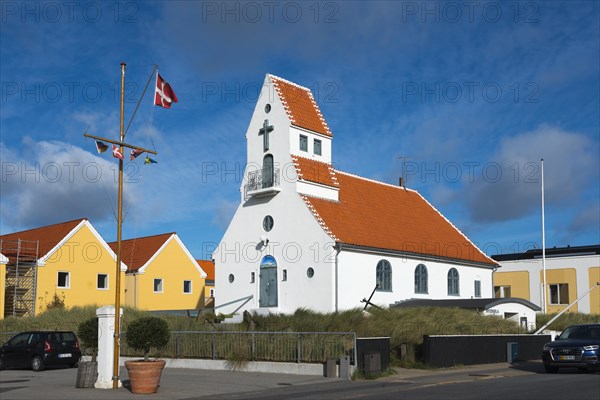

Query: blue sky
(1, 1), (599, 260)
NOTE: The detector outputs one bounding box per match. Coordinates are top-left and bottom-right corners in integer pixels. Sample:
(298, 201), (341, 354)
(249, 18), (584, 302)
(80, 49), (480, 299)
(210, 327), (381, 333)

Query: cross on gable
(258, 119), (274, 152)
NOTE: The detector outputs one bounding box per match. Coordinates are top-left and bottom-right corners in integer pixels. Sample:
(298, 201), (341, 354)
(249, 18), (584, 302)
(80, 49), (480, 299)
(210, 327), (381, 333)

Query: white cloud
(1, 139), (136, 232)
(463, 125), (598, 224)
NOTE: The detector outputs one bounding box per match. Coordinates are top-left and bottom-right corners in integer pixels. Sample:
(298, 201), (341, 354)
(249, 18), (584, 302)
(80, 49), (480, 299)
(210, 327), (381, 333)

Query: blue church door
(259, 255), (278, 307)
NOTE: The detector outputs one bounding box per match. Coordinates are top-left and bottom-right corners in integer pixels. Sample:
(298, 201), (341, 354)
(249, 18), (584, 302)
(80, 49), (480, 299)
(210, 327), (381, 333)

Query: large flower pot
(125, 359), (166, 394)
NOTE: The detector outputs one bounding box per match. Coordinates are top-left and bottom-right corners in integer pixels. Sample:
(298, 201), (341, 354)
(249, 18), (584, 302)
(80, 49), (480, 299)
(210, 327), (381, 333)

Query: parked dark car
(542, 324), (600, 373)
(0, 331), (81, 371)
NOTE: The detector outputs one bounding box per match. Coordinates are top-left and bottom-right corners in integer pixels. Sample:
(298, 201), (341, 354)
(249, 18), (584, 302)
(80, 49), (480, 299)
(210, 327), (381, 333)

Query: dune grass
(535, 312), (599, 331)
(2, 305), (564, 365)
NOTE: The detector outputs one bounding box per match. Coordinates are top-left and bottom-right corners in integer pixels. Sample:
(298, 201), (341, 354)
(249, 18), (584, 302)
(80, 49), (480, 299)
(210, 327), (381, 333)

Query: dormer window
(314, 139), (322, 156)
(299, 135), (308, 152)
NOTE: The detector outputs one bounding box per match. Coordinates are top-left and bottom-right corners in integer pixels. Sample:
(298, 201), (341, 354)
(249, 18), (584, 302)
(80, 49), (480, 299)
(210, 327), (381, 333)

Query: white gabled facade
(214, 74), (497, 317)
(214, 75), (337, 314)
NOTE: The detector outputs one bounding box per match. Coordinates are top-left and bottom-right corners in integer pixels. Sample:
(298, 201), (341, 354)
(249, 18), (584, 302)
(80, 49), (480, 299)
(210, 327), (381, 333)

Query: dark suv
(542, 324), (600, 373)
(0, 331), (82, 371)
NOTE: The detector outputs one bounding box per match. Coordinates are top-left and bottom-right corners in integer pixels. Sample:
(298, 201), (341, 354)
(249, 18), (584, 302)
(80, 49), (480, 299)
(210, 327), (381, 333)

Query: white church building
(213, 74), (497, 316)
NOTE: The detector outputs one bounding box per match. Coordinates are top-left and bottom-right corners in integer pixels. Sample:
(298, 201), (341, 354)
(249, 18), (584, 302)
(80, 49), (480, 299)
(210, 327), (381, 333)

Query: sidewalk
(387, 360), (544, 382)
(0, 367), (332, 400)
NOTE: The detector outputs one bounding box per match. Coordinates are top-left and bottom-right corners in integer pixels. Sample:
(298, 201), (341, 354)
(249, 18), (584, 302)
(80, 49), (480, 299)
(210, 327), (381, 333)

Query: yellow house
(0, 253), (7, 320)
(196, 259), (215, 308)
(0, 218), (126, 317)
(111, 233), (207, 311)
(493, 245), (600, 314)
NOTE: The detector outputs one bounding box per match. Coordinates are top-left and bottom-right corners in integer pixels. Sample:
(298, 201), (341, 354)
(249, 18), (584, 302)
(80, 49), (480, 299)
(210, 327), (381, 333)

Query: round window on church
(307, 267), (314, 278)
(263, 215), (274, 232)
(265, 103), (271, 113)
(228, 274), (235, 283)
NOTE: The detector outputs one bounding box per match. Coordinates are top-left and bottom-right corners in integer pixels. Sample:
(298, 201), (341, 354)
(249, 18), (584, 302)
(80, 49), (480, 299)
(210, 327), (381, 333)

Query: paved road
(1, 361), (599, 400)
(210, 362), (600, 400)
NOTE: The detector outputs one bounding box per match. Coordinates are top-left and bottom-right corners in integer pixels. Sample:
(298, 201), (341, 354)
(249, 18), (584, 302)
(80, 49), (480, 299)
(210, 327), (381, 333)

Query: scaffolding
(1, 239), (39, 318)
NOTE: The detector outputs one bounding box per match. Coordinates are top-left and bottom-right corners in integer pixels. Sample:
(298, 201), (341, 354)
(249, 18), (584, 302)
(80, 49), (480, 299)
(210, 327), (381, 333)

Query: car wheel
(544, 364), (558, 373)
(31, 355), (45, 372)
(0, 356), (5, 370)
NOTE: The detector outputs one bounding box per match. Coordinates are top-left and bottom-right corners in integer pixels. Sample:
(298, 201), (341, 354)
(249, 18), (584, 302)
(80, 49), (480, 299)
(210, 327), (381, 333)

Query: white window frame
(183, 280), (192, 294)
(414, 264), (428, 294)
(97, 273), (109, 290)
(447, 268), (459, 296)
(495, 285), (511, 298)
(549, 283), (569, 305)
(57, 271), (70, 289)
(376, 260), (392, 292)
(153, 278), (163, 293)
(299, 135), (308, 152)
(474, 280), (481, 298)
(314, 139), (322, 155)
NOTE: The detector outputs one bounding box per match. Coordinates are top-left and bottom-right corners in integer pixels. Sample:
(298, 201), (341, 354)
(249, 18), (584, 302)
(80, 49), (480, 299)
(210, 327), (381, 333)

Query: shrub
(78, 317), (99, 362)
(45, 293), (66, 311)
(126, 317), (170, 361)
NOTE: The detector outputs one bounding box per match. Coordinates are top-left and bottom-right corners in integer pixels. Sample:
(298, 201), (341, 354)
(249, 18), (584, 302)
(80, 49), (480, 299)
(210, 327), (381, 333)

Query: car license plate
(558, 355), (575, 361)
(58, 353), (72, 358)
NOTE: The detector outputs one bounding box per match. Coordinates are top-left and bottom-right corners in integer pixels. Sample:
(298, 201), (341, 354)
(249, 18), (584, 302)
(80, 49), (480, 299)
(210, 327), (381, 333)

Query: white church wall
(214, 188), (336, 315)
(337, 250), (494, 310)
(215, 74), (337, 315)
(242, 77), (293, 202)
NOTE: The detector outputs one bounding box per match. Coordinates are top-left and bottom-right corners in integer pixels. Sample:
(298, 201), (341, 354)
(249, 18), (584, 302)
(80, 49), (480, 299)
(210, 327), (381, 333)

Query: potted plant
(124, 316), (171, 394)
(76, 317), (98, 388)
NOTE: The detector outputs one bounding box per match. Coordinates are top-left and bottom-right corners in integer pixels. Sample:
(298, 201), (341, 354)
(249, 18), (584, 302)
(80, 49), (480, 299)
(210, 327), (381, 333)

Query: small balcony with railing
(244, 168), (281, 200)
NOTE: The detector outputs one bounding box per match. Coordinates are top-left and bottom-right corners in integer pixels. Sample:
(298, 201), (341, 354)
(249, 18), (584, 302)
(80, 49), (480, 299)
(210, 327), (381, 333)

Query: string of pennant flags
(91, 70), (178, 165)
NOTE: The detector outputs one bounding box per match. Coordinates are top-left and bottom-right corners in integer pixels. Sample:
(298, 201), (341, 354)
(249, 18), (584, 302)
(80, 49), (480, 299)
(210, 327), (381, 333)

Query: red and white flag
(154, 73), (178, 109)
(112, 145), (124, 160)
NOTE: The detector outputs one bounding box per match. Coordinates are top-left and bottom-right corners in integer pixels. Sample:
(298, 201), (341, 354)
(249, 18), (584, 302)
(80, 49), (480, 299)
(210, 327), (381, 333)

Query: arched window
(447, 268), (459, 296)
(414, 264), (428, 294)
(262, 154), (274, 188)
(376, 260), (392, 291)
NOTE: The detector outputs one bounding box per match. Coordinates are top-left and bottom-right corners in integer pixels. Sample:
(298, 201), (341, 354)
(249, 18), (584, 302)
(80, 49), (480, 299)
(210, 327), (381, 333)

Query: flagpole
(112, 62), (126, 389)
(82, 63), (160, 389)
(541, 158), (547, 314)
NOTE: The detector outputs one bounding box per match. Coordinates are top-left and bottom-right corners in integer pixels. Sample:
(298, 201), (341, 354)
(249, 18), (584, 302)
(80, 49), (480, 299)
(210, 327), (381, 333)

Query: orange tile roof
(196, 260), (215, 281)
(292, 155), (339, 188)
(269, 74), (332, 137)
(302, 172), (496, 266)
(0, 218), (86, 263)
(109, 233), (173, 273)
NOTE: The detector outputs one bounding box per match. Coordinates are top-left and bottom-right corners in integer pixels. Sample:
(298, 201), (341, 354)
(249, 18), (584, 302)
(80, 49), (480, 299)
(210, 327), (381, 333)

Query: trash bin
(339, 356), (350, 380)
(325, 358), (337, 378)
(363, 352), (381, 374)
(506, 342), (519, 363)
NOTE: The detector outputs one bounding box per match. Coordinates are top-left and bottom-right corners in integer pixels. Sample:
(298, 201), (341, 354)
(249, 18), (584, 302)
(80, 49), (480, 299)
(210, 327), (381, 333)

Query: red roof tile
(0, 219), (86, 263)
(196, 260), (215, 281)
(292, 155), (339, 188)
(269, 75), (332, 137)
(109, 233), (173, 273)
(302, 172), (496, 266)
